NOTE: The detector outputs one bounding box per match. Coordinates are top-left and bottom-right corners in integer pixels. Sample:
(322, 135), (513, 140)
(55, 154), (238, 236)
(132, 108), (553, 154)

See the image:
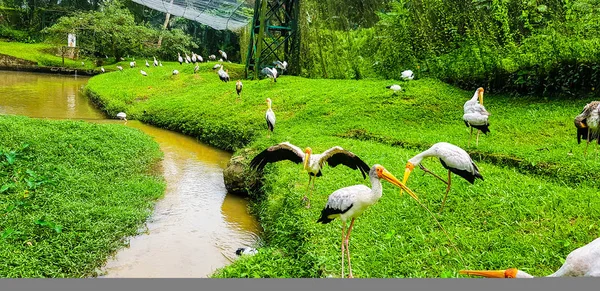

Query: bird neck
(369, 176), (384, 202)
(267, 102), (272, 110)
(409, 149), (435, 166)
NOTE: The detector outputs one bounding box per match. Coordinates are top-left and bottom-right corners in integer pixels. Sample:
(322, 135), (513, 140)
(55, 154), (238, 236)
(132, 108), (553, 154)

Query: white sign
(68, 33), (76, 47)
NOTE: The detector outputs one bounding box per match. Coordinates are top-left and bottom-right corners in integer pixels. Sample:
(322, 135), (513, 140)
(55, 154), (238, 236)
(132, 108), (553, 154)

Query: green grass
(0, 41), (98, 69)
(85, 61), (600, 278)
(0, 115), (165, 277)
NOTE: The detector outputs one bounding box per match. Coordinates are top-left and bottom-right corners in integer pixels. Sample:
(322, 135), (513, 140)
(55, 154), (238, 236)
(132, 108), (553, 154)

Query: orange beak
(459, 268), (517, 278)
(381, 169), (419, 202)
(400, 162), (415, 196)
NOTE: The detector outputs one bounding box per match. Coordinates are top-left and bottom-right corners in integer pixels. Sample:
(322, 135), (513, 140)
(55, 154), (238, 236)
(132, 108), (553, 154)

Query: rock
(223, 149), (261, 196)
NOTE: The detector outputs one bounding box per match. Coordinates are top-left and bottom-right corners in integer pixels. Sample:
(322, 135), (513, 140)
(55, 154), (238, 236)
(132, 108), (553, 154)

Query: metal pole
(254, 0), (268, 80)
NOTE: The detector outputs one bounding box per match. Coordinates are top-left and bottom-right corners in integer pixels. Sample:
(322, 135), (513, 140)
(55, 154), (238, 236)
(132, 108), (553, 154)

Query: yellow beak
(459, 270), (507, 278)
(478, 92), (484, 105)
(382, 169), (419, 202)
(303, 154), (310, 170)
(400, 167), (413, 196)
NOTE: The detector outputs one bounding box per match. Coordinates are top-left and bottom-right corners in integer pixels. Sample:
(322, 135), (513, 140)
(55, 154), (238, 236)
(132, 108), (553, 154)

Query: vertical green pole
(254, 0), (268, 80)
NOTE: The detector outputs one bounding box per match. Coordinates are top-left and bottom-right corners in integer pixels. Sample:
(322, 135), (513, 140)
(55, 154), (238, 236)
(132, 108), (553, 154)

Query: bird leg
(341, 221), (346, 278)
(439, 170), (452, 213)
(303, 176), (311, 202)
(476, 130), (481, 147)
(585, 128), (591, 156)
(345, 218), (355, 278)
(468, 127), (473, 148)
(419, 164), (449, 185)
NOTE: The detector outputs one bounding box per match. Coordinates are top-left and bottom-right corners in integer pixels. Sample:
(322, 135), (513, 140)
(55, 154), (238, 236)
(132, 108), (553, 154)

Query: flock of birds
(107, 54), (600, 278)
(246, 75), (600, 277)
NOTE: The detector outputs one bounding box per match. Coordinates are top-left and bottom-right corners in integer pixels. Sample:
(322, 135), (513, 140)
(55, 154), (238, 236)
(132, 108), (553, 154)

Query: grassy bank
(85, 61), (600, 277)
(0, 115), (165, 277)
(0, 41), (97, 69)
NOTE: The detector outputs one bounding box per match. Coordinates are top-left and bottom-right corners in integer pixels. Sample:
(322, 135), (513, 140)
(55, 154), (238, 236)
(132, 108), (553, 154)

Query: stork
(192, 53), (197, 63)
(116, 112), (127, 122)
(460, 236), (600, 278)
(235, 247), (258, 256)
(264, 98), (276, 137)
(401, 70), (414, 80)
(140, 70), (147, 76)
(574, 101), (600, 155)
(236, 80), (243, 97)
(145, 60), (150, 67)
(209, 54), (216, 61)
(81, 61), (85, 67)
(194, 64), (199, 74)
(402, 142), (483, 212)
(274, 60), (288, 72)
(159, 61), (163, 67)
(153, 57), (158, 67)
(172, 70), (179, 75)
(116, 66), (123, 71)
(386, 84), (401, 94)
(463, 87), (490, 147)
(129, 61), (136, 68)
(185, 53), (191, 64)
(218, 50), (227, 60)
(218, 67), (230, 82)
(261, 67), (278, 83)
(178, 53), (183, 65)
(317, 164), (419, 278)
(197, 55), (203, 63)
(100, 67), (105, 73)
(250, 141), (370, 208)
(213, 63), (222, 70)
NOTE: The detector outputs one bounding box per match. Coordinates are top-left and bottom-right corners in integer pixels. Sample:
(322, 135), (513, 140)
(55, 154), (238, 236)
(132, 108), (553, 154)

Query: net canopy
(132, 0), (255, 31)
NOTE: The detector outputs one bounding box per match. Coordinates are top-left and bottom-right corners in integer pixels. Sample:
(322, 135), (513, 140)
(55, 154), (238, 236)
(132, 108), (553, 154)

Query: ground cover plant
(0, 115), (165, 277)
(0, 41), (99, 69)
(85, 62), (600, 277)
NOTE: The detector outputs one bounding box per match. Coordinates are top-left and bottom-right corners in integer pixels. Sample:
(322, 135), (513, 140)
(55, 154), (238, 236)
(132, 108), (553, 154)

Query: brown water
(0, 70), (261, 277)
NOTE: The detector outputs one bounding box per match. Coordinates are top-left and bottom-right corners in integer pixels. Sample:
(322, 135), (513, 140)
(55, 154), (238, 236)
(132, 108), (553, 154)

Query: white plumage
(235, 247), (257, 256)
(265, 98), (276, 134)
(191, 53), (197, 63)
(178, 53), (183, 65)
(213, 63), (222, 70)
(219, 50), (227, 60)
(463, 87), (491, 147)
(386, 84), (401, 93)
(140, 70), (147, 76)
(403, 142), (483, 212)
(217, 67), (230, 82)
(461, 236), (600, 278)
(236, 80), (243, 96)
(145, 60), (150, 67)
(116, 66), (123, 71)
(261, 67), (278, 83)
(153, 57), (158, 67)
(172, 70), (179, 75)
(317, 164), (419, 278)
(100, 67), (105, 73)
(116, 112), (127, 121)
(574, 101), (600, 155)
(185, 53), (191, 63)
(209, 54), (216, 61)
(401, 70), (414, 80)
(194, 64), (199, 74)
(129, 61), (136, 68)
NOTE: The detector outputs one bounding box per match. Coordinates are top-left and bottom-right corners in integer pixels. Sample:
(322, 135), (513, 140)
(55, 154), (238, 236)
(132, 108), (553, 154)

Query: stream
(0, 70), (261, 277)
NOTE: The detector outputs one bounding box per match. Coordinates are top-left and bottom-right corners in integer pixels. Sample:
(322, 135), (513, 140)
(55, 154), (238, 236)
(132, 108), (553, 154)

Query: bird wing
(318, 185), (366, 223)
(249, 142), (305, 171)
(317, 146), (370, 179)
(434, 143), (474, 172)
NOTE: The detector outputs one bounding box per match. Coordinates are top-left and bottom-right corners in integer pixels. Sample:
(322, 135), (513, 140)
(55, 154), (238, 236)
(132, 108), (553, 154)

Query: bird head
(303, 148), (312, 170)
(400, 161), (416, 196)
(459, 268), (521, 278)
(373, 165), (419, 202)
(477, 87), (485, 105)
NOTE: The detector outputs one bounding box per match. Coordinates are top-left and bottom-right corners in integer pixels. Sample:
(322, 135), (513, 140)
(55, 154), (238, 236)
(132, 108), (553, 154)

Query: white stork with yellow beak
(402, 142), (483, 212)
(250, 142), (371, 208)
(461, 236), (600, 278)
(463, 87), (490, 147)
(317, 164), (419, 278)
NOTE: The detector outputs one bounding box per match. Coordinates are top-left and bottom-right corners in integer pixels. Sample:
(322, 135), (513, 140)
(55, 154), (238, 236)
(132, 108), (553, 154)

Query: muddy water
(0, 70), (261, 277)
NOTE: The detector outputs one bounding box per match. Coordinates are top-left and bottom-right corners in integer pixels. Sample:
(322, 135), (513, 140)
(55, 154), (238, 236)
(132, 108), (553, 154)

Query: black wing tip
(316, 216), (334, 224)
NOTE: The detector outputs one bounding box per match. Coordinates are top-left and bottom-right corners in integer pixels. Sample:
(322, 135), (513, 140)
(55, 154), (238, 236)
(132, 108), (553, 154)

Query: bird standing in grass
(178, 53), (183, 65)
(172, 70), (179, 75)
(117, 65), (123, 71)
(116, 112), (127, 122)
(262, 67), (278, 83)
(401, 70), (414, 80)
(185, 53), (191, 63)
(463, 87), (490, 147)
(218, 67), (230, 82)
(153, 57), (158, 67)
(574, 101), (600, 155)
(100, 67), (105, 73)
(130, 61), (136, 68)
(236, 80), (243, 96)
(264, 98), (276, 137)
(192, 53), (197, 63)
(194, 64), (199, 74)
(140, 70), (147, 76)
(402, 142), (483, 212)
(460, 236), (600, 278)
(317, 164), (420, 278)
(213, 63), (222, 70)
(250, 141), (371, 208)
(219, 50), (227, 60)
(145, 60), (150, 67)
(386, 84), (401, 94)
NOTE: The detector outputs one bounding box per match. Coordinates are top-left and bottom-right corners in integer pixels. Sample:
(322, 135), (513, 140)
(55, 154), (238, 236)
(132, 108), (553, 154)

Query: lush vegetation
(0, 40), (100, 68)
(294, 0), (600, 96)
(86, 62), (600, 277)
(0, 115), (165, 277)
